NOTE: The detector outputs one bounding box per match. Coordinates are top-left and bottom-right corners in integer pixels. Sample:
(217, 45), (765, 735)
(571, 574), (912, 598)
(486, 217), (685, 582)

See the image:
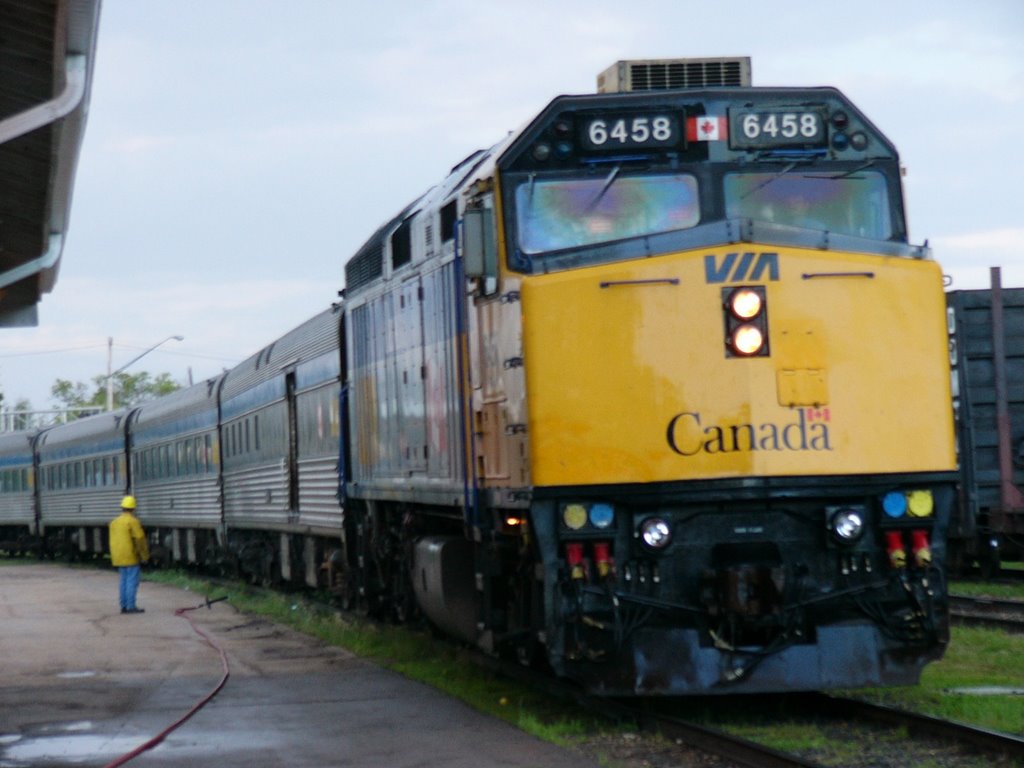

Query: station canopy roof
(0, 0), (101, 326)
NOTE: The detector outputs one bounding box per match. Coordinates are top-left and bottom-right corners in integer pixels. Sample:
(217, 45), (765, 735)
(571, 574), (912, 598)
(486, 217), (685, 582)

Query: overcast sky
(1, 0), (1022, 409)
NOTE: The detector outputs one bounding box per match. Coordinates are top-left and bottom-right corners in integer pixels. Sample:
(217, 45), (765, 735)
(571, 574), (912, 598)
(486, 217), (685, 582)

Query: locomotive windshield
(514, 171), (699, 254)
(495, 88), (918, 273)
(724, 169), (892, 240)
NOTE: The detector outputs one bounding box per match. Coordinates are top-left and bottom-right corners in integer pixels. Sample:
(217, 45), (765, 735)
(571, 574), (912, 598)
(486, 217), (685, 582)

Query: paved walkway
(0, 564), (595, 767)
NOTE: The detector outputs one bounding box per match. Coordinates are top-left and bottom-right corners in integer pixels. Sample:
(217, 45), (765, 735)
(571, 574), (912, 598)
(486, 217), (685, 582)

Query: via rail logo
(705, 252), (779, 283)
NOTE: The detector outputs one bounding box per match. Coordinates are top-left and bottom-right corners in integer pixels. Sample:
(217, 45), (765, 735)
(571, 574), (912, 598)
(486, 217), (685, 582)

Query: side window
(440, 200), (457, 243)
(391, 216), (413, 270)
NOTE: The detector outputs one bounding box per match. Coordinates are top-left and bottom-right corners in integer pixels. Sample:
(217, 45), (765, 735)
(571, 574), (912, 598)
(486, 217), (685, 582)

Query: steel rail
(949, 594), (1024, 633)
(803, 693), (1024, 759)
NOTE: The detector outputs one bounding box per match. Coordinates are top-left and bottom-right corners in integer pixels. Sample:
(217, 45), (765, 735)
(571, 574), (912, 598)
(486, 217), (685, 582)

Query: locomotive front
(473, 76), (957, 694)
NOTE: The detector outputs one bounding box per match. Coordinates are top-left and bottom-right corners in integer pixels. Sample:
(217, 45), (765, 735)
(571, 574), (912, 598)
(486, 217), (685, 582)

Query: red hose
(103, 602), (231, 768)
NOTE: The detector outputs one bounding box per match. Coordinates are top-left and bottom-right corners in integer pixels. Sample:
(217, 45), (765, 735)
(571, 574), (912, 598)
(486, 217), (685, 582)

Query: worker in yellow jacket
(109, 495), (149, 614)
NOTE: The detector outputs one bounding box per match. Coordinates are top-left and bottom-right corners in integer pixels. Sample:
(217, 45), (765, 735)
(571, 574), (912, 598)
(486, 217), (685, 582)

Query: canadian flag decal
(686, 115), (727, 141)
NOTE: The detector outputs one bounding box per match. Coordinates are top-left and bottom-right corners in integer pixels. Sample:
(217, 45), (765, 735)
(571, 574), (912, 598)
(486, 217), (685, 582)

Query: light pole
(105, 335), (184, 411)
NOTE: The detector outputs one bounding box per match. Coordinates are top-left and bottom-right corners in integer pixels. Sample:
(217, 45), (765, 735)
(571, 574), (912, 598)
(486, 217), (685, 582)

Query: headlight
(729, 288), (763, 319)
(730, 324), (765, 356)
(723, 285), (769, 358)
(831, 507), (865, 543)
(639, 517), (672, 549)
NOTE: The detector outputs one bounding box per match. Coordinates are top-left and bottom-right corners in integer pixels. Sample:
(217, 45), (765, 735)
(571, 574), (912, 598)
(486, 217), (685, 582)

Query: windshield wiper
(585, 165), (621, 212)
(828, 160), (877, 180)
(738, 161), (797, 199)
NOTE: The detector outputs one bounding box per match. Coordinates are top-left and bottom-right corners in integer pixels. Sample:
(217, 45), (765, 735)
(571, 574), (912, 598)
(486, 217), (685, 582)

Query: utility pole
(104, 335), (184, 411)
(106, 336), (113, 411)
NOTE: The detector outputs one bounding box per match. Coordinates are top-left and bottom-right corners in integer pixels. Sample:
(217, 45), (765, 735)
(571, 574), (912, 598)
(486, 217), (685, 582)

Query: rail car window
(515, 172), (699, 254)
(724, 170), (892, 239)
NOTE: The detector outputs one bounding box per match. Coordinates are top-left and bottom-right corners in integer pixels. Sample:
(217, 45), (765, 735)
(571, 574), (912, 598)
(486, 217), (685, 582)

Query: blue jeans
(118, 565), (141, 611)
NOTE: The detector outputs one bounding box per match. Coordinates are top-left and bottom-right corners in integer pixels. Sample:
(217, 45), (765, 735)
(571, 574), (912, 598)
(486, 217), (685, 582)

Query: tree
(50, 370), (181, 412)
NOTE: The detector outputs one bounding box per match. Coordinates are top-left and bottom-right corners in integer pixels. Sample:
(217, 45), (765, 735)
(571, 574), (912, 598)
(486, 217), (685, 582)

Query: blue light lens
(882, 491), (907, 518)
(589, 503), (615, 529)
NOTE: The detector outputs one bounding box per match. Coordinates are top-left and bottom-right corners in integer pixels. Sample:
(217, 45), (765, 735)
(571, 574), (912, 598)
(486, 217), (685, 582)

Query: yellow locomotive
(343, 58), (956, 694)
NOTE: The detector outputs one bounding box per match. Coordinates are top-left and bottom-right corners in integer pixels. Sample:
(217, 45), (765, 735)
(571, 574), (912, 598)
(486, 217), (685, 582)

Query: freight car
(0, 58), (956, 695)
(948, 266), (1024, 575)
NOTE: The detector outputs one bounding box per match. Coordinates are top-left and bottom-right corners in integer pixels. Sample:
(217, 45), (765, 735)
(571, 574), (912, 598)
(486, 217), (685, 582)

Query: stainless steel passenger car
(35, 410), (131, 557)
(219, 306), (344, 584)
(129, 375), (225, 566)
(0, 429), (39, 553)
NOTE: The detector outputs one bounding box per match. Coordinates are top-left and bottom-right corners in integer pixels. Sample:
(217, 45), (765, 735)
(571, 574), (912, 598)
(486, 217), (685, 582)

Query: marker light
(562, 503), (588, 530)
(882, 491), (907, 519)
(907, 490), (934, 518)
(589, 503), (615, 529)
(830, 110), (850, 130)
(831, 508), (865, 543)
(730, 324), (765, 356)
(639, 517), (672, 550)
(849, 132), (869, 151)
(729, 288), (763, 319)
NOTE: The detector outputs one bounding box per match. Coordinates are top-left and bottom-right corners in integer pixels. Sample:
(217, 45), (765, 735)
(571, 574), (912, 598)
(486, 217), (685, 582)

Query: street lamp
(105, 335), (184, 411)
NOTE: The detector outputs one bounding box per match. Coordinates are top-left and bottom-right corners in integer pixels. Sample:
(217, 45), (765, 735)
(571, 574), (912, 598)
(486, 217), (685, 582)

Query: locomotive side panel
(348, 256), (467, 505)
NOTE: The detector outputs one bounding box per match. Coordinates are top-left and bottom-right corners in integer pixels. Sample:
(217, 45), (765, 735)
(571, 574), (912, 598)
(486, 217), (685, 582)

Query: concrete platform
(0, 564), (595, 767)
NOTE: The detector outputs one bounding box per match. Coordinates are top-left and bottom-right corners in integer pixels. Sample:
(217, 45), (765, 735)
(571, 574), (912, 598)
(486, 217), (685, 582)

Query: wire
(102, 600), (231, 768)
(0, 343), (107, 358)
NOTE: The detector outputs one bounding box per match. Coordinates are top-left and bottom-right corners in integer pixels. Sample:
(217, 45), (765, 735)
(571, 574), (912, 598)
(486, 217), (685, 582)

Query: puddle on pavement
(1, 734), (145, 765)
(55, 671), (97, 679)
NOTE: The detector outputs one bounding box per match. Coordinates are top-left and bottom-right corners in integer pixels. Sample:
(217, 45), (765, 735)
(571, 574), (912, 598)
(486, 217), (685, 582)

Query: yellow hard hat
(121, 495), (137, 510)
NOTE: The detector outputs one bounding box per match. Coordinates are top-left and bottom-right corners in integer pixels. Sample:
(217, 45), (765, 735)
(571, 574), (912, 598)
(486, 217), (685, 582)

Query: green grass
(950, 579), (1024, 600)
(851, 625), (1024, 735)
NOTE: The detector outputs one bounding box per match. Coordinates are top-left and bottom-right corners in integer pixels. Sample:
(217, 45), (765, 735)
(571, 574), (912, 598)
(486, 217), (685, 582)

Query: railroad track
(950, 593), (1024, 632)
(474, 651), (1024, 767)
(801, 693), (1024, 761)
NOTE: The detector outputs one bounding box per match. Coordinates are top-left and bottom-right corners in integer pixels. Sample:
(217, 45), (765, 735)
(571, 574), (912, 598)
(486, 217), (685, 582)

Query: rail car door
(286, 370), (299, 519)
